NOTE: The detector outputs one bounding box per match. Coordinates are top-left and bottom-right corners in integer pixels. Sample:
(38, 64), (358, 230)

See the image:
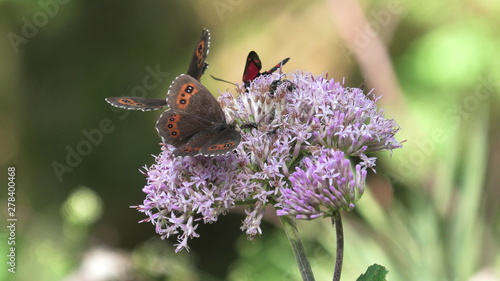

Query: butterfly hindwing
(173, 124), (241, 157)
(105, 97), (167, 111)
(198, 126), (241, 156)
(156, 110), (215, 147)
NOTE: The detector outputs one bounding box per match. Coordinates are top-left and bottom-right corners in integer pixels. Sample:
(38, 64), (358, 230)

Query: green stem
(280, 215), (315, 281)
(332, 211), (344, 281)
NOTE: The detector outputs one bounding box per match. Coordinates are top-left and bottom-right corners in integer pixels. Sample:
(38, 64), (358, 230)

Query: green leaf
(356, 264), (389, 281)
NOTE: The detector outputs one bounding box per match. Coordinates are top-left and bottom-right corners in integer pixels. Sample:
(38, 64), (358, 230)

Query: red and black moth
(242, 51), (290, 86)
(211, 51), (290, 87)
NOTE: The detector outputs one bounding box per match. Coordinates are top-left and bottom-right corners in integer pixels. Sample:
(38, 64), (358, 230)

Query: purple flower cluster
(134, 72), (402, 251)
(278, 149), (366, 219)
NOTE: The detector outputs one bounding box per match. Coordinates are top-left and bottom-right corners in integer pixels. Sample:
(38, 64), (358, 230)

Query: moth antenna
(359, 78), (366, 92)
(210, 75), (237, 86)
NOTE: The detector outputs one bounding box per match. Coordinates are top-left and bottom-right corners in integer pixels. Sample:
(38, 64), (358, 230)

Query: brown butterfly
(156, 74), (241, 157)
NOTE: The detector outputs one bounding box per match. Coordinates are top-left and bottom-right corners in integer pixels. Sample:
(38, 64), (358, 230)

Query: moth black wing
(262, 57), (290, 75)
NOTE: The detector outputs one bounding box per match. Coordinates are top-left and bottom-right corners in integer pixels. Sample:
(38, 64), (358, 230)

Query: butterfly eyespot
(170, 131), (178, 136)
(181, 147), (200, 153)
(180, 99), (187, 104)
(207, 141), (237, 151)
(167, 124), (173, 128)
(185, 85), (194, 93)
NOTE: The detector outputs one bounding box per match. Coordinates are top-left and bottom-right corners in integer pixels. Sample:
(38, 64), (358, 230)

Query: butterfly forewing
(166, 75), (226, 123)
(105, 97), (167, 111)
(187, 29), (210, 81)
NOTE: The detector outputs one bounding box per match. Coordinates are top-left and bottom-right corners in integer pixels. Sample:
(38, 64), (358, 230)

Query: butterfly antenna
(210, 74), (237, 86)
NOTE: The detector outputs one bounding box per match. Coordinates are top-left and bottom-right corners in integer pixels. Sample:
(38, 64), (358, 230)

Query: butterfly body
(156, 74), (241, 157)
(105, 29), (210, 111)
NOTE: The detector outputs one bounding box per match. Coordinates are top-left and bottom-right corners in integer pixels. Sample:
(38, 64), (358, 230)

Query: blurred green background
(1, 0), (499, 280)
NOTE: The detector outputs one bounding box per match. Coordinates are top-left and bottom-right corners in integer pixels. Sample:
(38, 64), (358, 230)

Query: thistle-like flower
(133, 72), (402, 252)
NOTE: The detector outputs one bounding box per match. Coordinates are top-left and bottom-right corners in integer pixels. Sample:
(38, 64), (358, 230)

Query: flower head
(277, 148), (367, 219)
(134, 72), (402, 251)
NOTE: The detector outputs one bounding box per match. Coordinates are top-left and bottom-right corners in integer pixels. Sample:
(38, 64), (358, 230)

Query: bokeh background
(1, 0), (499, 280)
